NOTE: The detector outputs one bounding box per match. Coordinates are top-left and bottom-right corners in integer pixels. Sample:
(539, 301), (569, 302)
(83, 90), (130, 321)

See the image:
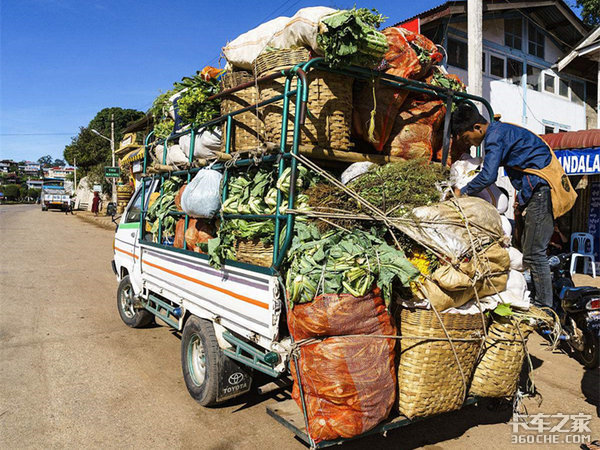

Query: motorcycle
(538, 253), (600, 369)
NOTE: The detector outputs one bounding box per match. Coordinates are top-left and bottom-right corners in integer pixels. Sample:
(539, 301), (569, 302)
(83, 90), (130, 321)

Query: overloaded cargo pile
(143, 6), (546, 443)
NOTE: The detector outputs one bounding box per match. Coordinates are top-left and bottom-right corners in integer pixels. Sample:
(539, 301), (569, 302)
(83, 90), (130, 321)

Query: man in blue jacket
(451, 103), (553, 308)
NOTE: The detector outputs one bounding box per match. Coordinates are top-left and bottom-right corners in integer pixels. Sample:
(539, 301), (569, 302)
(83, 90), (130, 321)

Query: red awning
(541, 129), (600, 150)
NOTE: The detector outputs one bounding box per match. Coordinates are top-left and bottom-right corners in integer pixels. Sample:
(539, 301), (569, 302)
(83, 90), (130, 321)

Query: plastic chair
(569, 232), (596, 278)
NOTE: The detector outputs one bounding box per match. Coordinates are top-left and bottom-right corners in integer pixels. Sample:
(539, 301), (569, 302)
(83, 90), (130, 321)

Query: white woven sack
(450, 153), (508, 214)
(268, 7), (336, 54)
(179, 128), (222, 159)
(166, 144), (188, 165)
(223, 16), (290, 70)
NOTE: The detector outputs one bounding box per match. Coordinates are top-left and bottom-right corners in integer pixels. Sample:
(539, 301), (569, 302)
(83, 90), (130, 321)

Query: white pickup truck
(112, 177), (288, 406)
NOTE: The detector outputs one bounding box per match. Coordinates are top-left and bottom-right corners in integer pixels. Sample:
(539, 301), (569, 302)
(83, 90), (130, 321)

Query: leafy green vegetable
(317, 8), (388, 68)
(146, 176), (183, 240)
(284, 223), (420, 306)
(493, 303), (514, 317)
(306, 159), (447, 232)
(176, 79), (220, 126)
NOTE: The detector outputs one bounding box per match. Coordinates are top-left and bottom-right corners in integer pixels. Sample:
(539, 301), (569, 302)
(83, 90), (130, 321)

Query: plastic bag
(288, 289), (396, 443)
(341, 162), (374, 185)
(180, 169), (222, 218)
(179, 128), (222, 160)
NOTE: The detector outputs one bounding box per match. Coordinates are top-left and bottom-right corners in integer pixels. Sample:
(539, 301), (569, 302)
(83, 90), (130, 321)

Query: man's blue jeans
(521, 185), (554, 307)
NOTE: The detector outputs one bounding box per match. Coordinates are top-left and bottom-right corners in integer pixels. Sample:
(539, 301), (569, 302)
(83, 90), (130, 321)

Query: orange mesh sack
(383, 99), (446, 160)
(288, 289), (397, 443)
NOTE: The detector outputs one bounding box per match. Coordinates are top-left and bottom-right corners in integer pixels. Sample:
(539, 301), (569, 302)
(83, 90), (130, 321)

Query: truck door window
(125, 183), (150, 223)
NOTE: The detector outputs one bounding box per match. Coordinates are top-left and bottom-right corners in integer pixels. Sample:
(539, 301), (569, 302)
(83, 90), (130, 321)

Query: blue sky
(1, 0), (578, 163)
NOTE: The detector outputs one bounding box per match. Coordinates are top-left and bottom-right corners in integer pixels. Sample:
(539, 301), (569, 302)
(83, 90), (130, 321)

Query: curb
(75, 212), (115, 231)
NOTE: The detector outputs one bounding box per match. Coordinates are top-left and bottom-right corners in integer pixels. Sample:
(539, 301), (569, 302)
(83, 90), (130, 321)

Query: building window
(559, 78), (569, 97)
(544, 74), (555, 93)
(528, 22), (545, 59)
(507, 58), (523, 85)
(490, 55), (505, 78)
(482, 52), (486, 73)
(505, 18), (523, 50)
(544, 126), (555, 134)
(447, 38), (467, 69)
(571, 80), (584, 105)
(527, 65), (541, 91)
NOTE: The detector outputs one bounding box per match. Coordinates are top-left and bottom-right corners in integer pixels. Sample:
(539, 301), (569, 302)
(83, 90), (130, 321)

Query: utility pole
(467, 0), (483, 104)
(73, 157), (77, 193)
(111, 113), (116, 205)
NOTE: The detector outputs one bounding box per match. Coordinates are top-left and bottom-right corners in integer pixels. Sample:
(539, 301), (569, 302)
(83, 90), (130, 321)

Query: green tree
(3, 184), (20, 201)
(37, 155), (54, 167)
(53, 158), (65, 167)
(19, 185), (28, 200)
(28, 188), (41, 199)
(63, 107), (144, 175)
(575, 0), (600, 25)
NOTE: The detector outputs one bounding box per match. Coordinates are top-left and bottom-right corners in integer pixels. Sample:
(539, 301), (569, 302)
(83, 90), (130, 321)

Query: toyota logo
(228, 372), (244, 385)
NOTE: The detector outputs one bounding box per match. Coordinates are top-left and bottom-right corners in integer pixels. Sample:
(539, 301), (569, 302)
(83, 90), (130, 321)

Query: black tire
(181, 316), (221, 406)
(117, 275), (154, 328)
(577, 329), (600, 369)
(42, 206), (47, 211)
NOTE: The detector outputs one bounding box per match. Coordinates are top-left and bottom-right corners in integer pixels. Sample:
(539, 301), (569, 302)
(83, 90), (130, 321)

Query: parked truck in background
(41, 178), (71, 212)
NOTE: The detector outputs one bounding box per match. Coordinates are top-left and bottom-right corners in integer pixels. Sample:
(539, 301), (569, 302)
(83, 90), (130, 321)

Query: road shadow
(581, 369), (600, 417)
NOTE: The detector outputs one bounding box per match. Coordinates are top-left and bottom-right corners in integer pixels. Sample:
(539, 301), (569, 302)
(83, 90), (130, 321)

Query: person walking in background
(450, 103), (576, 308)
(91, 192), (100, 216)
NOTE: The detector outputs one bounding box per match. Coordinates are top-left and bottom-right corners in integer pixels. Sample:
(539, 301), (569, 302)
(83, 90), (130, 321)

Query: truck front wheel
(117, 275), (154, 328)
(181, 317), (220, 406)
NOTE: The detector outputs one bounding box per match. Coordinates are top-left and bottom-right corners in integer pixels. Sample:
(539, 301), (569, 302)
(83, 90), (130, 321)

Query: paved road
(1, 204), (598, 449)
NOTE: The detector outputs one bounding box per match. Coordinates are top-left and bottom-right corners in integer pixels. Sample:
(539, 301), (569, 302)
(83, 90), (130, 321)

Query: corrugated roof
(541, 129), (600, 149)
(391, 0), (588, 49)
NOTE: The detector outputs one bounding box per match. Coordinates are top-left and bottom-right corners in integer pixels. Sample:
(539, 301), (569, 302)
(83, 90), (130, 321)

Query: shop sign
(588, 182), (600, 263)
(555, 148), (600, 175)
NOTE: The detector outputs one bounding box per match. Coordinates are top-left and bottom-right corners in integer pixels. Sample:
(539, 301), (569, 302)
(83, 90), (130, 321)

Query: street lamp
(91, 113), (116, 204)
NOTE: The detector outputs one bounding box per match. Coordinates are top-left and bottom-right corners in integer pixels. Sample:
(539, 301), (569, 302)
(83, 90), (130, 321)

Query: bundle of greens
(208, 165), (317, 267)
(429, 69), (466, 92)
(150, 71), (221, 140)
(317, 8), (388, 68)
(176, 79), (220, 126)
(306, 159), (447, 231)
(285, 223), (420, 306)
(146, 176), (184, 241)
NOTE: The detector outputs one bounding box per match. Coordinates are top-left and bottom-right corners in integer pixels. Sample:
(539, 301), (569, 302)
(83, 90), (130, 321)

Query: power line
(0, 133), (73, 136)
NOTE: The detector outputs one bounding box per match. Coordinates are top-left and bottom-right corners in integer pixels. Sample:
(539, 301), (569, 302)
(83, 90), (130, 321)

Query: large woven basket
(255, 48), (353, 151)
(397, 308), (486, 419)
(220, 71), (263, 152)
(235, 239), (273, 267)
(469, 319), (533, 398)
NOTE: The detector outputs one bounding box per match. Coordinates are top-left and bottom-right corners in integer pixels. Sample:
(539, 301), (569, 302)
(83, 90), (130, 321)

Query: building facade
(397, 0), (594, 134)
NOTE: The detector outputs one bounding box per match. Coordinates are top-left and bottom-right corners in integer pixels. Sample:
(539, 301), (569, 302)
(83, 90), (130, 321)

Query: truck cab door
(115, 180), (154, 293)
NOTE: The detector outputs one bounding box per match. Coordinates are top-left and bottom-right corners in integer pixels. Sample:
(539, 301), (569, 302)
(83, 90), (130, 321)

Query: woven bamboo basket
(220, 71), (263, 152)
(469, 319), (533, 398)
(255, 48), (353, 151)
(397, 308), (486, 419)
(235, 239), (273, 267)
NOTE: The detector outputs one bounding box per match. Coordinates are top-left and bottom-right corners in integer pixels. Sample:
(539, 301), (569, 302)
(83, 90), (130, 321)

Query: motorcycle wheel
(577, 329), (599, 369)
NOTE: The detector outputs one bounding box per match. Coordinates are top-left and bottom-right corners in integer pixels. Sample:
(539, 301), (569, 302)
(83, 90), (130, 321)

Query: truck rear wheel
(117, 275), (154, 328)
(181, 317), (220, 406)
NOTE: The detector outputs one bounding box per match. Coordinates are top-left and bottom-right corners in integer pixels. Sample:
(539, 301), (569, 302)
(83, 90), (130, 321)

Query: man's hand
(453, 187), (462, 198)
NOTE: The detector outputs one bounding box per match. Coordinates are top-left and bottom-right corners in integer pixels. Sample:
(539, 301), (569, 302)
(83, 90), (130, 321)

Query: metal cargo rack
(267, 396), (480, 448)
(138, 58), (495, 448)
